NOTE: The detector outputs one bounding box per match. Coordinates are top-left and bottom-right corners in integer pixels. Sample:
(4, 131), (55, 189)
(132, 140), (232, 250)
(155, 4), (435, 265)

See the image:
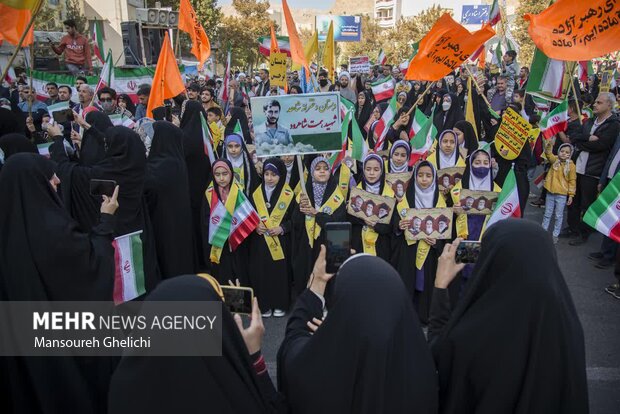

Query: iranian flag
(109, 114), (135, 129)
(199, 112), (217, 164)
(487, 168), (521, 228)
(92, 20), (106, 64)
(258, 35), (291, 57)
(112, 231), (146, 304)
(37, 142), (52, 158)
(95, 51), (113, 95)
(584, 171), (620, 243)
(540, 99), (568, 139)
(371, 76), (394, 102)
(218, 47), (231, 107)
(526, 48), (565, 100)
(578, 60), (594, 83)
(373, 93), (397, 150)
(110, 66), (154, 102)
(409, 109), (436, 166)
(488, 0), (501, 26)
(377, 49), (386, 65)
(47, 100), (69, 118)
(208, 184), (259, 251)
(329, 108), (352, 171)
(233, 119), (246, 142)
(350, 108), (368, 161)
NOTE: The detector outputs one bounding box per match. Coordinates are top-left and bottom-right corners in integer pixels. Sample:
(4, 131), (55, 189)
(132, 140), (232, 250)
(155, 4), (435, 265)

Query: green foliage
(341, 5), (450, 65)
(514, 0), (548, 66)
(66, 0), (88, 35)
(216, 0), (274, 70)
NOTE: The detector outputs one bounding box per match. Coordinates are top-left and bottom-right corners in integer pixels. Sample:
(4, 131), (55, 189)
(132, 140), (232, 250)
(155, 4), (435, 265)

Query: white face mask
(442, 102), (451, 111)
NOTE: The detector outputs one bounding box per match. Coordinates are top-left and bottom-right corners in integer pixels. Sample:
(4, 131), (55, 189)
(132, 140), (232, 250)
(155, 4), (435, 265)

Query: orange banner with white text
(524, 0), (620, 61)
(405, 14), (495, 82)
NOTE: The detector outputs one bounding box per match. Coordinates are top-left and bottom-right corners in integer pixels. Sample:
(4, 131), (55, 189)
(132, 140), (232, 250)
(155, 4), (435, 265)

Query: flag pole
(0, 0), (44, 85)
(28, 46), (34, 119)
(464, 65), (494, 110)
(405, 81), (436, 117)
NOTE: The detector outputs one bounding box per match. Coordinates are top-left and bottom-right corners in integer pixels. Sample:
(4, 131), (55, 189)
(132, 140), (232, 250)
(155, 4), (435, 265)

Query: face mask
(442, 102), (451, 111)
(472, 166), (490, 178)
(319, 79), (328, 87)
(101, 102), (114, 112)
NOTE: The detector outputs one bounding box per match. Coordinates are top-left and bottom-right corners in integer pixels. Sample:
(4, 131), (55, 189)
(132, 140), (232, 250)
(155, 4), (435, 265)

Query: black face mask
(319, 79), (328, 87)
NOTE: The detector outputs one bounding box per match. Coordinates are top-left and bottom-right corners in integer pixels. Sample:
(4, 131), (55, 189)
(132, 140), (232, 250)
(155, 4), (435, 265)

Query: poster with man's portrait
(347, 187), (395, 225)
(402, 208), (453, 241)
(457, 189), (498, 215)
(386, 172), (413, 199)
(437, 167), (465, 191)
(250, 93), (342, 157)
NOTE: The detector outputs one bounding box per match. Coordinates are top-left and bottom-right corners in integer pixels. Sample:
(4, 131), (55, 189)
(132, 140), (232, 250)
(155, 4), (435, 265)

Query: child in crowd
(542, 141), (576, 244)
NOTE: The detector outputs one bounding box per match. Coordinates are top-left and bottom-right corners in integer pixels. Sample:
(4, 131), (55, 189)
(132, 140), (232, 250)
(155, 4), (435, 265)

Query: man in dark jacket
(565, 92), (619, 245)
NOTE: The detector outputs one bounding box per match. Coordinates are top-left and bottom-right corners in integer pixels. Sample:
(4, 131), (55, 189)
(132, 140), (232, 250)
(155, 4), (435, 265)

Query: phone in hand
(221, 286), (254, 316)
(52, 108), (74, 123)
(455, 241), (481, 264)
(325, 222), (352, 273)
(89, 179), (117, 197)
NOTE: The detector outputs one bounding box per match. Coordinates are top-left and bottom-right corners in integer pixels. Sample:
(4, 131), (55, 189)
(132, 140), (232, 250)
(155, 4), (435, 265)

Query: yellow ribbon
(298, 188), (344, 248)
(252, 185), (294, 261)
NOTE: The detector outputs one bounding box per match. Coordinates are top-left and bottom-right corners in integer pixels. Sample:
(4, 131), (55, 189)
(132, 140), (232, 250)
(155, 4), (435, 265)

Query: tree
(514, 0), (547, 66)
(216, 0), (273, 70)
(66, 0), (87, 35)
(34, 3), (63, 32)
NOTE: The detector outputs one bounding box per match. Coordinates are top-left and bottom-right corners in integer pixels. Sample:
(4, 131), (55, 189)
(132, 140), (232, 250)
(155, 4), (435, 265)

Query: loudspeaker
(121, 21), (167, 66)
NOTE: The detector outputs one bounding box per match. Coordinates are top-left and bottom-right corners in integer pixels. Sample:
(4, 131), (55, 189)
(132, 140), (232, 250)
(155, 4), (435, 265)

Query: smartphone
(221, 286), (254, 316)
(325, 222), (352, 273)
(455, 241), (482, 264)
(89, 179), (117, 197)
(52, 108), (74, 123)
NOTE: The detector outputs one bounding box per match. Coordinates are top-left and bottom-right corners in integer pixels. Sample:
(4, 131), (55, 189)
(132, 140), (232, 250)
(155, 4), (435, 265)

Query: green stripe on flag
(584, 172), (620, 230)
(130, 234), (146, 297)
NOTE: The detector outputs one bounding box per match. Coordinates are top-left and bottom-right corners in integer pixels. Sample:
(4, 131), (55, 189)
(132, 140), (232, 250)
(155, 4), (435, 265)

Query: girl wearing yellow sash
(220, 133), (260, 195)
(249, 158), (295, 318)
(202, 159), (251, 285)
(451, 148), (501, 298)
(394, 161), (444, 324)
(349, 154), (395, 261)
(281, 155), (302, 195)
(292, 156), (346, 296)
(429, 129), (466, 200)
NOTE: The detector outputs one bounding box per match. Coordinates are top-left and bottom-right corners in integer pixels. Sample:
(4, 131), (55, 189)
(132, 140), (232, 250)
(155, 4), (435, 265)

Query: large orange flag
(146, 32), (185, 118)
(270, 23), (280, 54)
(282, 0), (310, 78)
(0, 0), (40, 46)
(524, 0), (620, 61)
(405, 14), (495, 81)
(179, 0), (211, 68)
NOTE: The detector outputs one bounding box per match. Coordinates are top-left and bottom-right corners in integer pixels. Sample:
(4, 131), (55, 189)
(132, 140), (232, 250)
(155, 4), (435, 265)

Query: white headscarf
(468, 149), (493, 191)
(413, 161), (437, 209)
(437, 130), (459, 169)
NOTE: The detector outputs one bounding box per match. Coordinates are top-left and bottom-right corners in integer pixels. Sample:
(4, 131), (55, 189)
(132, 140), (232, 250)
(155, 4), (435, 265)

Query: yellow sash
(298, 188), (344, 248)
(358, 183), (394, 256)
(206, 183), (241, 264)
(396, 191), (446, 269)
(233, 165), (245, 192)
(253, 185), (294, 261)
(338, 164), (351, 199)
(451, 182), (501, 240)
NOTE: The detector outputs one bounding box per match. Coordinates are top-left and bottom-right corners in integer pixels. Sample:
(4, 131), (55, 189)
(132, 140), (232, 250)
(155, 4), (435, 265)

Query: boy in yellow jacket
(542, 141), (577, 243)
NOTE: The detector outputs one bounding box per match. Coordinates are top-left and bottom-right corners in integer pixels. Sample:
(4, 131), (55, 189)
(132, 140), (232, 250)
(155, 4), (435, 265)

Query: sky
(217, 0), (336, 9)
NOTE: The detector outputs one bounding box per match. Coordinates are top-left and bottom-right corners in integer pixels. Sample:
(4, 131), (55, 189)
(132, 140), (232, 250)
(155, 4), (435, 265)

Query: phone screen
(89, 179), (117, 197)
(326, 223), (352, 273)
(221, 286), (253, 316)
(455, 241), (481, 264)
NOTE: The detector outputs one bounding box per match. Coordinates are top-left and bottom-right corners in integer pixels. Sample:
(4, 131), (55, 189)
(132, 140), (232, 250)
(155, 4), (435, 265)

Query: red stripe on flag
(112, 240), (124, 304)
(230, 213), (260, 251)
(610, 221), (620, 243)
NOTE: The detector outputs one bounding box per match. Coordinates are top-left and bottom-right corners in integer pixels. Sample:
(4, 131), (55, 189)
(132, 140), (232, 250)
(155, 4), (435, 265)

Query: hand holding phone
(325, 222), (352, 273)
(222, 286), (254, 316)
(436, 238), (467, 289)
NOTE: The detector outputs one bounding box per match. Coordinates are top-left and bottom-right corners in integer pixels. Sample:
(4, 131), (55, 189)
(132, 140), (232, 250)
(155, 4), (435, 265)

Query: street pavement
(256, 203), (620, 413)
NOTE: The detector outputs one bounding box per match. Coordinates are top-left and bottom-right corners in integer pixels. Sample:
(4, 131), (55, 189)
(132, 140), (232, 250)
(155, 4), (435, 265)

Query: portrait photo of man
(254, 100), (293, 147)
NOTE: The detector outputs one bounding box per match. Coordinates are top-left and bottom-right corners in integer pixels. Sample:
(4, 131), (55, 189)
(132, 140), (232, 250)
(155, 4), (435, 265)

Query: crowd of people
(0, 20), (617, 413)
